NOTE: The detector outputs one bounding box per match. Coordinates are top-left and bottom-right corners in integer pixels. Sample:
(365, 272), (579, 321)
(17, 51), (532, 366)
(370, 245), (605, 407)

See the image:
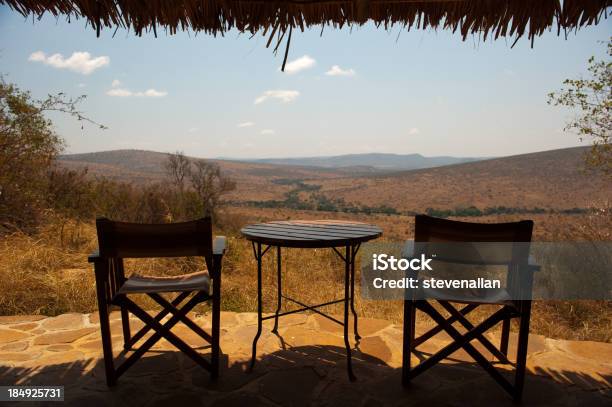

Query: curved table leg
(272, 246), (282, 333)
(350, 244), (360, 341)
(344, 245), (357, 381)
(249, 243), (263, 372)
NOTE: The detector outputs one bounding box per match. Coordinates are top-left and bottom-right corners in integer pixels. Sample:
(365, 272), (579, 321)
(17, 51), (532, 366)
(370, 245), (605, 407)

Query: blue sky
(1, 7), (610, 158)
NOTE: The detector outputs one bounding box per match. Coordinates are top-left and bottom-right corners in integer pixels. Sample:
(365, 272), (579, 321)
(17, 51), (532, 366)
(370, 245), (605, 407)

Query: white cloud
(237, 122), (255, 128)
(28, 51), (109, 75)
(325, 65), (356, 77)
(408, 128), (420, 136)
(188, 127), (198, 133)
(106, 88), (133, 97)
(111, 79), (121, 88)
(254, 90), (300, 104)
(282, 55), (316, 74)
(28, 51), (46, 62)
(138, 89), (167, 97)
(260, 129), (275, 135)
(77, 83), (86, 88)
(106, 87), (167, 98)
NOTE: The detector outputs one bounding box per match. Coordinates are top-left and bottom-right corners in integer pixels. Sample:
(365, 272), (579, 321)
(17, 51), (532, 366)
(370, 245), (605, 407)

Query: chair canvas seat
(117, 271), (211, 295)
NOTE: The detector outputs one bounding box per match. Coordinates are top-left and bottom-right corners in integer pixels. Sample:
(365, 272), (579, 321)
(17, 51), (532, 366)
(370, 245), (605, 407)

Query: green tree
(0, 77), (103, 231)
(548, 38), (611, 176)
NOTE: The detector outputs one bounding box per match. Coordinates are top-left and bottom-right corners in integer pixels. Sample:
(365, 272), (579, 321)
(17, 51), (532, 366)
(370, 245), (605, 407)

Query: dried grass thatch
(2, 0), (610, 68)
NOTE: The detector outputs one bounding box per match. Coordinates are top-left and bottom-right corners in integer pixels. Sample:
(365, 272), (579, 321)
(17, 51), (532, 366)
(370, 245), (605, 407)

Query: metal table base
(249, 242), (362, 381)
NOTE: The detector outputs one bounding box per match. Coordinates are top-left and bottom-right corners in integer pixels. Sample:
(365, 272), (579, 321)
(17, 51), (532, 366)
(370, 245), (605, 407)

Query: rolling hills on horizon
(58, 146), (610, 211)
(308, 146), (610, 212)
(59, 149), (488, 174)
(59, 149), (352, 201)
(241, 152), (488, 170)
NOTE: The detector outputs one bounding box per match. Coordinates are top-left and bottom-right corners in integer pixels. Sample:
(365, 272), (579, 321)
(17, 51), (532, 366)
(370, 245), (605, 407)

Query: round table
(241, 220), (383, 381)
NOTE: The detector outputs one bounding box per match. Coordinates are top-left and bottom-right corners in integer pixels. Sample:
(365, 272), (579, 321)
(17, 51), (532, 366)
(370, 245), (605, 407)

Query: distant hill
(58, 146), (610, 211)
(59, 149), (364, 180)
(60, 150), (169, 184)
(246, 153), (487, 170)
(59, 150), (356, 201)
(310, 146), (610, 211)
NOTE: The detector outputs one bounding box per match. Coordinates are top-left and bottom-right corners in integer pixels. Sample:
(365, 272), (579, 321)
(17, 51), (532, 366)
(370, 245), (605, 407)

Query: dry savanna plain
(2, 146), (610, 343)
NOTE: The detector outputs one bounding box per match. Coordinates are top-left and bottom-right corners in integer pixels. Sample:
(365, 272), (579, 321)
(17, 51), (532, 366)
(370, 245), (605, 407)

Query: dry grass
(0, 209), (610, 342)
(0, 218), (96, 315)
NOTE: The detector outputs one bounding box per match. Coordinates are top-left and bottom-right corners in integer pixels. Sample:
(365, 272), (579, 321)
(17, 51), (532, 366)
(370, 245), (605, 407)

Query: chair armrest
(88, 250), (102, 263)
(213, 236), (227, 256)
(527, 255), (540, 272)
(210, 237), (227, 281)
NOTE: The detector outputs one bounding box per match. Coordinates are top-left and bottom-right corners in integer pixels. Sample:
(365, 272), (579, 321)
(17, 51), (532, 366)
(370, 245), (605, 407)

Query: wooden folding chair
(402, 215), (539, 402)
(88, 217), (226, 386)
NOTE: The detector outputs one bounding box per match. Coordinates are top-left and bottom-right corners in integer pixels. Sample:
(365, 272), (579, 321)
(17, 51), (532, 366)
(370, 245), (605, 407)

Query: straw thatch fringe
(2, 0), (610, 68)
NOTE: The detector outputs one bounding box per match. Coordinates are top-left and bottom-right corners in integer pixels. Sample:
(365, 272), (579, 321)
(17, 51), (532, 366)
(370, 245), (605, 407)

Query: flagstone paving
(0, 312), (610, 406)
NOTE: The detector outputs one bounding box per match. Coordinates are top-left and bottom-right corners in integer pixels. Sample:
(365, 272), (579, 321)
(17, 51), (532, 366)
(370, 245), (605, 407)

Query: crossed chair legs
(95, 288), (220, 386)
(402, 300), (532, 402)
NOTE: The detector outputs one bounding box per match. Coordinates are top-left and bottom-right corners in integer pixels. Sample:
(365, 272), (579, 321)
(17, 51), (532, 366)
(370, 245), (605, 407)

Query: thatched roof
(3, 0), (610, 68)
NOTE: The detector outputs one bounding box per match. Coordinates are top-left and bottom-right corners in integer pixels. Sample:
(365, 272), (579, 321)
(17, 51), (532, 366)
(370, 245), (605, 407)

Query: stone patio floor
(0, 311), (610, 406)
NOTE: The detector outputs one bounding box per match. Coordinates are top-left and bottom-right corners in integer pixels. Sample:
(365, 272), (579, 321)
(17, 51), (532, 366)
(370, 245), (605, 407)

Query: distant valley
(58, 146), (610, 213)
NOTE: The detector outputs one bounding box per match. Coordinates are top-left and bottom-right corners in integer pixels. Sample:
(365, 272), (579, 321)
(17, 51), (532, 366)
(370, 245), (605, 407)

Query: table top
(241, 220), (383, 248)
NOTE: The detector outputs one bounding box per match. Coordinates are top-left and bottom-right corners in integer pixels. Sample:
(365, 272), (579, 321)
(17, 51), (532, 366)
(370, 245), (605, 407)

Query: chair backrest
(95, 217), (213, 263)
(414, 215), (533, 266)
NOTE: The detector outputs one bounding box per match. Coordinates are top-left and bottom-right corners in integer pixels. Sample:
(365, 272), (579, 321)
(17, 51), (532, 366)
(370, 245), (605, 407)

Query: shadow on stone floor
(1, 340), (610, 407)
